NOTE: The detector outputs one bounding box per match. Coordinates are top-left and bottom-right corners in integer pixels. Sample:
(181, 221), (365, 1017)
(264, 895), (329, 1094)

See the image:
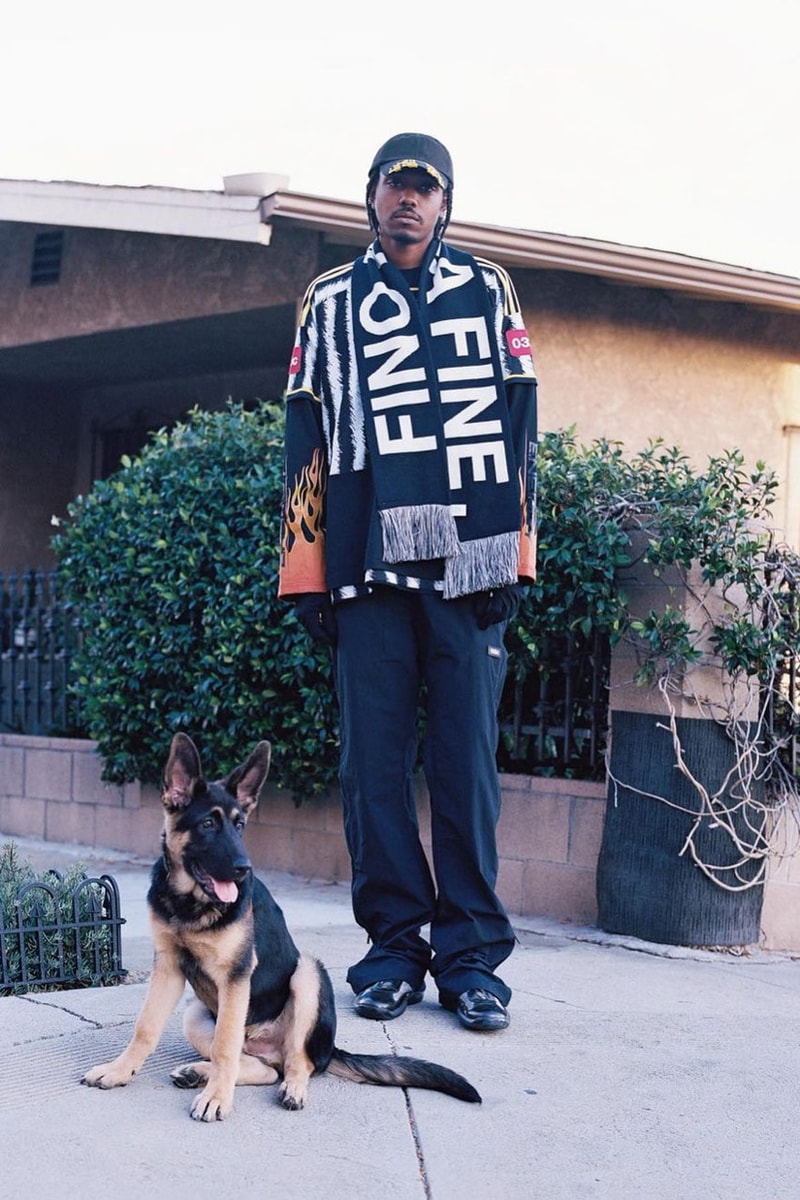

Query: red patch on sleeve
(505, 329), (532, 357)
(289, 344), (302, 375)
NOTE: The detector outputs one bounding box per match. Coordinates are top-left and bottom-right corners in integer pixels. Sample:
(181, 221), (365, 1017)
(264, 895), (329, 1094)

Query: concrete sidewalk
(1, 836), (799, 1199)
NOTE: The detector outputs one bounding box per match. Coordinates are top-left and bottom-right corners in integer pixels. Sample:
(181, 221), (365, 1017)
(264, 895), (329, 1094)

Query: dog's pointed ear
(163, 733), (203, 810)
(224, 741), (271, 816)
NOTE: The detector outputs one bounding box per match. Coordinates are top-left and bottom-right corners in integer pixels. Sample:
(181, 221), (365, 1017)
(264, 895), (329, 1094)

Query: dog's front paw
(82, 1059), (136, 1089)
(189, 1084), (234, 1122)
(278, 1080), (307, 1111)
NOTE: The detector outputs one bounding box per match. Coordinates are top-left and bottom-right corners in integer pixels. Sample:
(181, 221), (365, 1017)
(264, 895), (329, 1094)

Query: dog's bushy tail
(328, 1048), (480, 1103)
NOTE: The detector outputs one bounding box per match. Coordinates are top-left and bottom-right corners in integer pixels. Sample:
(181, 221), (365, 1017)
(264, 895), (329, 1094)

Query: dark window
(90, 408), (177, 480)
(30, 230), (64, 286)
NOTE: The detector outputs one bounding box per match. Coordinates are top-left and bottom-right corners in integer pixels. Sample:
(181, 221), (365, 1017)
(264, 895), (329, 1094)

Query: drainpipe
(783, 422), (800, 551)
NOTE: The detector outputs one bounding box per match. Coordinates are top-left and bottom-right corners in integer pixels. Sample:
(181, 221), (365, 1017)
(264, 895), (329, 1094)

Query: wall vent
(30, 230), (64, 286)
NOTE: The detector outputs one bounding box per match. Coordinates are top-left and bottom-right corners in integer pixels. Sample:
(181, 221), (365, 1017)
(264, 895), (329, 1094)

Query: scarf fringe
(443, 530), (520, 599)
(380, 504), (460, 563)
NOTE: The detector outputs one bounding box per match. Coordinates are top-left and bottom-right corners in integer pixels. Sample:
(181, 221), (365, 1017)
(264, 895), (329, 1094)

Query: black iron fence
(2, 565), (612, 776)
(498, 627), (610, 778)
(1, 569), (81, 736)
(5, 565), (793, 783)
(0, 866), (126, 994)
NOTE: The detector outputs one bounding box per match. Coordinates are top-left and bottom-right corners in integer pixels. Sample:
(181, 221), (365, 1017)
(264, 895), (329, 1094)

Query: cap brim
(381, 158), (448, 190)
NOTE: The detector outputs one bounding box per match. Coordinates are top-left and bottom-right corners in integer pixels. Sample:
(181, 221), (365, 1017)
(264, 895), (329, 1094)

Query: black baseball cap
(369, 132), (454, 191)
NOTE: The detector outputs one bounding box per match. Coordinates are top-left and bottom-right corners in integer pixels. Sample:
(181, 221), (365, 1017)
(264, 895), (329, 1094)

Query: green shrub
(515, 430), (780, 662)
(53, 408), (798, 798)
(498, 431), (634, 775)
(500, 430), (799, 779)
(53, 402), (338, 800)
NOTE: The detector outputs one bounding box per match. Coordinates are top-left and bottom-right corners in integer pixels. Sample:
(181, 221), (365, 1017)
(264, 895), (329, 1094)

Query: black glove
(474, 584), (523, 630)
(294, 594), (338, 647)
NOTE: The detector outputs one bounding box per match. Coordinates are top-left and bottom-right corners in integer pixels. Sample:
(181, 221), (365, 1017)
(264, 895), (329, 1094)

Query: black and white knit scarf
(351, 239), (520, 599)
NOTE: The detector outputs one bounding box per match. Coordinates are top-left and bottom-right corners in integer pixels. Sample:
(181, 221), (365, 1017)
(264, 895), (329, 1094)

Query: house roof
(0, 176), (278, 245)
(3, 175), (800, 314)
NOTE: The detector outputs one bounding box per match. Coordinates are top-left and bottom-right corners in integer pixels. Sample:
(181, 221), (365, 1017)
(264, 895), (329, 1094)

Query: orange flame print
(280, 448), (327, 592)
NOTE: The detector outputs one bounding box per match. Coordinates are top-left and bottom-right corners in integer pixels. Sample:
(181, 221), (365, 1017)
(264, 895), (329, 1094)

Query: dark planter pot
(597, 710), (764, 946)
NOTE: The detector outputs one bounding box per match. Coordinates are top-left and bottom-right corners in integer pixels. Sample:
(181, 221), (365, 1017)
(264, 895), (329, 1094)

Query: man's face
(371, 168), (448, 250)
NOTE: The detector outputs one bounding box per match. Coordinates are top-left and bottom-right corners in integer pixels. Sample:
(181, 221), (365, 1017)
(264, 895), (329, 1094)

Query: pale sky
(3, 0), (799, 278)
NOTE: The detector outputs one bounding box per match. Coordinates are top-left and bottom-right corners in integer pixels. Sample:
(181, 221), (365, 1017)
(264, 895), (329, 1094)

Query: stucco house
(2, 172), (800, 569)
(1, 172), (799, 950)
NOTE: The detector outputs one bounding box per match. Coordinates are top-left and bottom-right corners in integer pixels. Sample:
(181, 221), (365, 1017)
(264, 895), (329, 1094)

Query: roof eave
(2, 177), (798, 311)
(263, 191), (800, 313)
(0, 178), (273, 245)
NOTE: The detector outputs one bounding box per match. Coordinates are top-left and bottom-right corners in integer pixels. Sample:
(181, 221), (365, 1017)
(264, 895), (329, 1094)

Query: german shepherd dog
(82, 733), (480, 1120)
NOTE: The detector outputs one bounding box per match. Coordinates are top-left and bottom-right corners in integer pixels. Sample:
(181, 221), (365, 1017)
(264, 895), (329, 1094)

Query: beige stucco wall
(516, 270), (800, 548)
(0, 222), (311, 568)
(0, 222), (316, 345)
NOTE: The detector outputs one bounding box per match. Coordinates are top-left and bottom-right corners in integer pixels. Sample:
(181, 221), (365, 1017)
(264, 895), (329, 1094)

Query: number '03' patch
(505, 329), (532, 357)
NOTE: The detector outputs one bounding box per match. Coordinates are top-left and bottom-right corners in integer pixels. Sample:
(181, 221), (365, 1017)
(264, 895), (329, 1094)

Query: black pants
(334, 587), (515, 1007)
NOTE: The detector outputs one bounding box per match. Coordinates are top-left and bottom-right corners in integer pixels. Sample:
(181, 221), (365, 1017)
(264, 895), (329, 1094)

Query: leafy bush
(53, 402), (338, 800)
(0, 841), (123, 994)
(498, 431), (632, 775)
(500, 430), (799, 781)
(515, 430), (783, 662)
(53, 408), (798, 802)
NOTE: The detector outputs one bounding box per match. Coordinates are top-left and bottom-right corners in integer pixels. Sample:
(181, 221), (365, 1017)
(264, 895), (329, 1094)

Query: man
(279, 133), (537, 1032)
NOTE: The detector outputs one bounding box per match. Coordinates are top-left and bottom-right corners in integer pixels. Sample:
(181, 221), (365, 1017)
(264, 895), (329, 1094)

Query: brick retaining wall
(0, 734), (604, 926)
(1, 733), (797, 949)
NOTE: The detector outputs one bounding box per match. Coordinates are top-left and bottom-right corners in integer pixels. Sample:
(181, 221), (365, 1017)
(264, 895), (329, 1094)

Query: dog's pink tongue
(212, 878), (238, 903)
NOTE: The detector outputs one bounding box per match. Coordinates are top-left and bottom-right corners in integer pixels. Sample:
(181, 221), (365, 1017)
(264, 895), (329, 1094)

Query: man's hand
(294, 594), (338, 646)
(473, 585), (523, 630)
